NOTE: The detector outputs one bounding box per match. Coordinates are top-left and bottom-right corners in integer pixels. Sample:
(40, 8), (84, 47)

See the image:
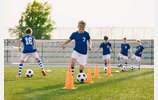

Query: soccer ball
(104, 67), (107, 72)
(25, 69), (34, 78)
(121, 66), (127, 72)
(77, 73), (87, 83)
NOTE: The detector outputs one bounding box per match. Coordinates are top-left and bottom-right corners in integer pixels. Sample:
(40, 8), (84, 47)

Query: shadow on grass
(15, 70), (153, 98)
(97, 68), (140, 75)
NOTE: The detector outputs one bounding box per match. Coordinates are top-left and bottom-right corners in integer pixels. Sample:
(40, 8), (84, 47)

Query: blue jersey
(21, 34), (37, 53)
(69, 31), (90, 55)
(120, 43), (130, 56)
(135, 44), (144, 57)
(99, 42), (111, 55)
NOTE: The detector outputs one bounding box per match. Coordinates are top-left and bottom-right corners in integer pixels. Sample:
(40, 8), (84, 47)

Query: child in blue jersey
(61, 20), (91, 75)
(17, 28), (46, 77)
(118, 37), (131, 71)
(132, 39), (144, 70)
(97, 36), (112, 73)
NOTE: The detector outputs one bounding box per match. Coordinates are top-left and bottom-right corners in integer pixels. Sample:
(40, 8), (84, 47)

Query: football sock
(125, 62), (128, 71)
(104, 63), (107, 72)
(37, 59), (44, 69)
(80, 69), (83, 73)
(18, 63), (23, 76)
(138, 62), (141, 69)
(104, 63), (107, 67)
(71, 66), (74, 74)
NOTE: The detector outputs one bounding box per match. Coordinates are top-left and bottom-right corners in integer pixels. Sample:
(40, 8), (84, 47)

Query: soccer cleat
(121, 69), (125, 72)
(124, 66), (128, 72)
(41, 70), (47, 76)
(118, 64), (122, 67)
(130, 66), (134, 70)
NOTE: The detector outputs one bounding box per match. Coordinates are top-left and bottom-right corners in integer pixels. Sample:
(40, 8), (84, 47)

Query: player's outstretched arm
(94, 47), (102, 53)
(96, 48), (101, 52)
(128, 49), (132, 59)
(18, 39), (22, 52)
(110, 47), (113, 53)
(88, 39), (92, 51)
(61, 39), (71, 49)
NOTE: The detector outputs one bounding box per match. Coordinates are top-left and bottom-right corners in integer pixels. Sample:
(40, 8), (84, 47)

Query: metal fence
(52, 27), (154, 39)
(4, 39), (154, 65)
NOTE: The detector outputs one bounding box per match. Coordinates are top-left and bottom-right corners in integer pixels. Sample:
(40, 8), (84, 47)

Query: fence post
(113, 40), (116, 64)
(151, 40), (154, 65)
(6, 39), (8, 63)
(41, 40), (44, 63)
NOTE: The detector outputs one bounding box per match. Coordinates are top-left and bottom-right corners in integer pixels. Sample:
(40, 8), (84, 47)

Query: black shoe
(118, 64), (122, 67)
(121, 69), (125, 72)
(131, 67), (134, 70)
(41, 70), (47, 76)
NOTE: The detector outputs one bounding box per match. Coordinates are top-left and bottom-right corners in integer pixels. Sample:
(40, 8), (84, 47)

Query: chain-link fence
(4, 39), (153, 65)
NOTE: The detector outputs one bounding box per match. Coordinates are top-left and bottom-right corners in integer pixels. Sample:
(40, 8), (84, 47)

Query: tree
(9, 0), (55, 39)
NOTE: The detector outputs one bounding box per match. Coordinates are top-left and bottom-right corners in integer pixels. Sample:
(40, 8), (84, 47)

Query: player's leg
(120, 58), (125, 71)
(71, 51), (79, 75)
(70, 58), (77, 75)
(79, 64), (84, 73)
(123, 56), (128, 71)
(103, 55), (110, 73)
(137, 61), (141, 70)
(32, 52), (46, 76)
(135, 56), (141, 70)
(17, 60), (24, 77)
(17, 53), (29, 77)
(117, 53), (123, 67)
(119, 55), (127, 72)
(118, 54), (125, 71)
(103, 60), (108, 73)
(124, 61), (128, 71)
(132, 55), (138, 70)
(78, 54), (87, 73)
(130, 55), (135, 70)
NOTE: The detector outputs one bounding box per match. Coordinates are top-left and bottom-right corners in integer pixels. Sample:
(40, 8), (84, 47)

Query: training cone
(94, 64), (99, 80)
(106, 65), (112, 79)
(63, 66), (75, 89)
(85, 64), (93, 84)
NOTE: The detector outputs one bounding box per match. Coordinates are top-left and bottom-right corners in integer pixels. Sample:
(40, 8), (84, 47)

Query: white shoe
(104, 67), (107, 73)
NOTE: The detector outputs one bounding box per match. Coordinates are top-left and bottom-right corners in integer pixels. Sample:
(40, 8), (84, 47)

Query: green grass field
(5, 66), (154, 100)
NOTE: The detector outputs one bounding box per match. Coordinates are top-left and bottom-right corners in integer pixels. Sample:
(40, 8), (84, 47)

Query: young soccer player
(132, 39), (144, 70)
(97, 36), (112, 73)
(118, 37), (131, 71)
(17, 28), (47, 77)
(61, 20), (91, 75)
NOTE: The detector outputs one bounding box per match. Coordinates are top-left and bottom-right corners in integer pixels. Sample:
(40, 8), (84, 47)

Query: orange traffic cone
(63, 66), (75, 89)
(106, 64), (112, 79)
(94, 63), (99, 80)
(85, 64), (93, 84)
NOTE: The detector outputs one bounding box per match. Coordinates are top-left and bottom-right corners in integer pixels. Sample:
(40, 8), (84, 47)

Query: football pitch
(4, 66), (154, 100)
